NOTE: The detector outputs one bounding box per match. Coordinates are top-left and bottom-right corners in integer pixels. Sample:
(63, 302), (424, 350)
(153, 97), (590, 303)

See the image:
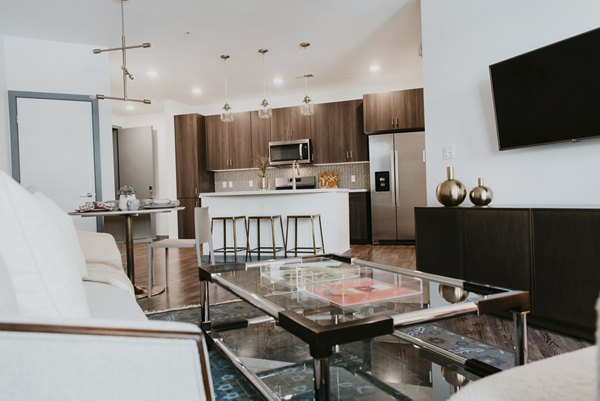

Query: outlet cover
(228, 181), (233, 188)
(222, 182), (227, 188)
(351, 175), (356, 182)
(442, 146), (455, 160)
(249, 180), (253, 187)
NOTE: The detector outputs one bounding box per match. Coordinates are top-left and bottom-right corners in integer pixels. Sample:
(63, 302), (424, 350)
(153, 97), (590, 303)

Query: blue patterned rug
(147, 303), (513, 400)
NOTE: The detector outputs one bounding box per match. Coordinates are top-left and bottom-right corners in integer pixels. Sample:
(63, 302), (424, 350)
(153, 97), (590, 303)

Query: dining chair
(147, 207), (214, 297)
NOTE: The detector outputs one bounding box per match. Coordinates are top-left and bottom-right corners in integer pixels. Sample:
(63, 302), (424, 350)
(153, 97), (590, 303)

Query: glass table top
(203, 255), (514, 329)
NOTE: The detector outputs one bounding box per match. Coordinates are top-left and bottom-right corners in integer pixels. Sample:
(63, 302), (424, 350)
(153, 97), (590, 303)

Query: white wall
(2, 36), (114, 203)
(0, 32), (9, 173)
(421, 0), (600, 206)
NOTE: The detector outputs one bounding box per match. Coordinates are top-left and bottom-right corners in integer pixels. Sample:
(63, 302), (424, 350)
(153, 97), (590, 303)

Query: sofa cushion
(0, 253), (18, 315)
(77, 231), (123, 271)
(33, 192), (88, 278)
(0, 171), (90, 318)
(84, 263), (134, 295)
(448, 346), (597, 401)
(84, 281), (146, 321)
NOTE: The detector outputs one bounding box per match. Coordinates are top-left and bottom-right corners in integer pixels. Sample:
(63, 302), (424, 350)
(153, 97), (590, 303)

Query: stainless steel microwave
(268, 139), (312, 166)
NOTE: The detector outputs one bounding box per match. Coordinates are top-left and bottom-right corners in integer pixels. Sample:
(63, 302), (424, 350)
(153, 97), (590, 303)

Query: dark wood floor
(124, 243), (591, 361)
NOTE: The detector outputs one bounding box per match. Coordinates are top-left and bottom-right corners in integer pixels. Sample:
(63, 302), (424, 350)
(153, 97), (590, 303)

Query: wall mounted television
(490, 27), (600, 150)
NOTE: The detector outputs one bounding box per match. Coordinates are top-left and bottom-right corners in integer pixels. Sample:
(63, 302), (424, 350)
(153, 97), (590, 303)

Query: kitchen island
(200, 189), (350, 256)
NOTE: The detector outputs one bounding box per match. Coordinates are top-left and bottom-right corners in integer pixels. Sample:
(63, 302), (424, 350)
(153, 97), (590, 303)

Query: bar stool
(246, 215), (286, 260)
(285, 214), (325, 257)
(211, 215), (248, 261)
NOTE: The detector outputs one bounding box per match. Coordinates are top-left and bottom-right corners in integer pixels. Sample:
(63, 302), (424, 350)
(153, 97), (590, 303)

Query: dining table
(69, 206), (185, 299)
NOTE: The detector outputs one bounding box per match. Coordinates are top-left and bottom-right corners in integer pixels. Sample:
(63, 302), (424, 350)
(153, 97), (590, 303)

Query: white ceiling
(0, 0), (423, 116)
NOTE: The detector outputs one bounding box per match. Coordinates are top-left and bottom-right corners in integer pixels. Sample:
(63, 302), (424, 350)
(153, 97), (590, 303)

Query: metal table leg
(313, 357), (330, 401)
(124, 214), (164, 299)
(513, 310), (529, 365)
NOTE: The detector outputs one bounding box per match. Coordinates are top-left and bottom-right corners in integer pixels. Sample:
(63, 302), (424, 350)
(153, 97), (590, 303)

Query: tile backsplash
(214, 162), (370, 192)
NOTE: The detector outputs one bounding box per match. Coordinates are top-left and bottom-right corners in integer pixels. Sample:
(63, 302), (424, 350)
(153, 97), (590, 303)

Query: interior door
(394, 132), (426, 240)
(14, 96), (98, 231)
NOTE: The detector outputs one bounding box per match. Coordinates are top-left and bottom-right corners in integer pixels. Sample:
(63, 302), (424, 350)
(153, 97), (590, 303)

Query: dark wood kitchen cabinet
(313, 100), (368, 164)
(363, 88), (424, 134)
(174, 114), (214, 198)
(205, 112), (253, 170)
(349, 192), (371, 244)
(174, 113), (214, 238)
(251, 110), (271, 160)
(270, 106), (312, 142)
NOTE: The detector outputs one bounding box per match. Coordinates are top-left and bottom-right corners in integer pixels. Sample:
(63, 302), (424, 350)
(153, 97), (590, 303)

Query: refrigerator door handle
(389, 150), (396, 204)
(394, 150), (400, 203)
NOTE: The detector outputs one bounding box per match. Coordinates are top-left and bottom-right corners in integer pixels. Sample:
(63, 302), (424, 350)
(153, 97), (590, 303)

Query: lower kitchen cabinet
(349, 192), (371, 244)
(415, 206), (600, 341)
(177, 197), (199, 239)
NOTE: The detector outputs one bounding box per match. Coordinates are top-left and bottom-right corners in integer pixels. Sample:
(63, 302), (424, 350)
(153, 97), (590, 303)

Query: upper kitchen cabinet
(250, 110), (271, 160)
(174, 114), (214, 198)
(363, 88), (424, 134)
(312, 100), (368, 163)
(205, 111), (253, 170)
(270, 106), (312, 142)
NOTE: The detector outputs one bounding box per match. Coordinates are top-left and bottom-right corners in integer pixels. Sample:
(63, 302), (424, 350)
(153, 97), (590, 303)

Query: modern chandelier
(257, 49), (272, 119)
(220, 54), (234, 123)
(299, 42), (314, 116)
(94, 0), (151, 104)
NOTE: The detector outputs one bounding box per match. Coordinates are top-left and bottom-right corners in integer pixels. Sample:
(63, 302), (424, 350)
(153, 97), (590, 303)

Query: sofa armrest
(0, 317), (213, 401)
(77, 231), (124, 271)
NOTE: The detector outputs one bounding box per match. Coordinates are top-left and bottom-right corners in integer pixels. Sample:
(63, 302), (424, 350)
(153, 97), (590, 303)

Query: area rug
(147, 303), (514, 400)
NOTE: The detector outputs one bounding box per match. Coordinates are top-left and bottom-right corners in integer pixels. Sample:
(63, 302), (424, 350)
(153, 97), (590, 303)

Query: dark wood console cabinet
(415, 207), (600, 341)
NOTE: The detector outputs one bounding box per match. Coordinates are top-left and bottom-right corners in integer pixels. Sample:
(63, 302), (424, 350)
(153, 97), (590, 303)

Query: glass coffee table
(199, 255), (529, 401)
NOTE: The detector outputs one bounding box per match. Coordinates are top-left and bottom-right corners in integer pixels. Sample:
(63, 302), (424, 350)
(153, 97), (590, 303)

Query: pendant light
(299, 42), (314, 116)
(258, 49), (272, 119)
(94, 0), (151, 105)
(220, 54), (234, 123)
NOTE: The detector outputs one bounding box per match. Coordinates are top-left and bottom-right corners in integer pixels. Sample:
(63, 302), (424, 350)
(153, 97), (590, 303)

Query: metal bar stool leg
(232, 218), (238, 261)
(294, 217), (299, 257)
(270, 216), (277, 258)
(222, 218), (227, 261)
(245, 217), (251, 262)
(164, 248), (169, 290)
(318, 215), (325, 253)
(311, 216), (317, 255)
(285, 216), (290, 257)
(279, 216), (286, 253)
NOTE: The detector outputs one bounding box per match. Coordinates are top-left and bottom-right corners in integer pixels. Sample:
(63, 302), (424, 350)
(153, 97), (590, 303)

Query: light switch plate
(442, 146), (455, 160)
(222, 182), (227, 188)
(351, 175), (356, 183)
(249, 180), (253, 187)
(228, 181), (233, 188)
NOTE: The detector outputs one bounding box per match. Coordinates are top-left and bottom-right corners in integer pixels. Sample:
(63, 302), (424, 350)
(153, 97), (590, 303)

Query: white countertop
(200, 188), (366, 197)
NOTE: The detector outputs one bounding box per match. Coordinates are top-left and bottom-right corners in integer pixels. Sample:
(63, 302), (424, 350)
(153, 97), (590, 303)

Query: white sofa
(0, 171), (213, 401)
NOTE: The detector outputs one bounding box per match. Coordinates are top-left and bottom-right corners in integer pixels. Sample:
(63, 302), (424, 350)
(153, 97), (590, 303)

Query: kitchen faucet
(292, 160), (300, 190)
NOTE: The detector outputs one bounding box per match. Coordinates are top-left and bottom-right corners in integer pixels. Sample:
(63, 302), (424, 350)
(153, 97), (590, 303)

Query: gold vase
(469, 177), (493, 206)
(435, 166), (466, 206)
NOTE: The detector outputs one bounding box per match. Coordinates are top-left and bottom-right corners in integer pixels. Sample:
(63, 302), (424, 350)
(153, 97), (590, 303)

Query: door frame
(8, 90), (103, 201)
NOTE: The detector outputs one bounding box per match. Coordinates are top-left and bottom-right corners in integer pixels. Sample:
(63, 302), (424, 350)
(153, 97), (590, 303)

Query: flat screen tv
(490, 27), (600, 150)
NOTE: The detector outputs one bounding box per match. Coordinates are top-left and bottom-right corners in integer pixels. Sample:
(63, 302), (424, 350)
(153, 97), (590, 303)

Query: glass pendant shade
(220, 54), (233, 123)
(299, 42), (313, 117)
(258, 98), (272, 119)
(300, 95), (314, 116)
(258, 49), (272, 119)
(221, 102), (234, 123)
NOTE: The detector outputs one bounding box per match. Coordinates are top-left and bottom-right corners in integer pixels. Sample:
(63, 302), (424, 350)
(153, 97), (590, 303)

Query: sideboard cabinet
(415, 206), (600, 341)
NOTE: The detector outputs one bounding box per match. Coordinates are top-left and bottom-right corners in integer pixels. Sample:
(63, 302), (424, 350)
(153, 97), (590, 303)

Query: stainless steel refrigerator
(369, 132), (426, 242)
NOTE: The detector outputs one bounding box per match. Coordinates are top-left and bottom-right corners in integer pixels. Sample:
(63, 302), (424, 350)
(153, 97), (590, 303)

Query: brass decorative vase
(469, 177), (493, 206)
(435, 166), (466, 206)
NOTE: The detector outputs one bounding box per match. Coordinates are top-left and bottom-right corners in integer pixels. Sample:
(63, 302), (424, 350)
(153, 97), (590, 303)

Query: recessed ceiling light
(147, 70), (158, 78)
(273, 77), (284, 86)
(192, 87), (202, 95)
(369, 64), (381, 72)
(126, 104), (135, 111)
